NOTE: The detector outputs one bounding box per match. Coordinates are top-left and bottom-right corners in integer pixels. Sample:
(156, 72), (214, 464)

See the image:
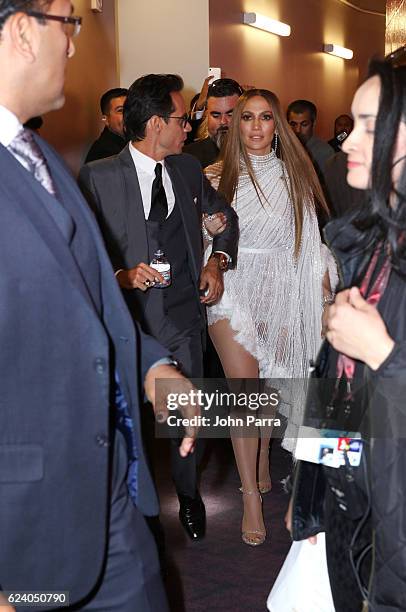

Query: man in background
(85, 87), (128, 162)
(287, 99), (334, 180)
(184, 77), (242, 168)
(328, 113), (353, 152)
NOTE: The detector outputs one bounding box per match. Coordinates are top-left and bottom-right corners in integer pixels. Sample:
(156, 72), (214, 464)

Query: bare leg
(258, 437), (272, 493)
(210, 319), (265, 545)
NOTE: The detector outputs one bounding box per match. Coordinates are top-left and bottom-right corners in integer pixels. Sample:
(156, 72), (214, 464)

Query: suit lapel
(0, 143), (96, 314)
(118, 147), (149, 262)
(32, 139), (141, 405)
(165, 158), (201, 281)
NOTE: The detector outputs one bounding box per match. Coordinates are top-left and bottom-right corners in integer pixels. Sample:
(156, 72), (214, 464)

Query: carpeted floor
(152, 438), (293, 612)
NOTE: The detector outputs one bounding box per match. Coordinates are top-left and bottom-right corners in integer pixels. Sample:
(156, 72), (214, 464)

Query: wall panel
(209, 0), (385, 139)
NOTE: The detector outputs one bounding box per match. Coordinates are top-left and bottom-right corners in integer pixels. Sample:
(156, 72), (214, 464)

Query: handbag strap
(336, 243), (391, 381)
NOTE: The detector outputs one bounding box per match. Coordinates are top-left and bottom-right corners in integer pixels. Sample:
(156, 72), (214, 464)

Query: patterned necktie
(8, 128), (56, 196)
(149, 163), (168, 223)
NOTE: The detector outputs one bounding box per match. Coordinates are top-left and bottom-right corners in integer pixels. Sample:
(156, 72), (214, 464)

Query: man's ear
(148, 115), (163, 134)
(7, 12), (37, 62)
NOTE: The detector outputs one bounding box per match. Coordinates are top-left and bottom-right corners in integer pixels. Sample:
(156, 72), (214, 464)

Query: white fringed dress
(205, 152), (332, 449)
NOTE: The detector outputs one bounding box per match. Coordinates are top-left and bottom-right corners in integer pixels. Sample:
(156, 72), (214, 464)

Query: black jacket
(183, 137), (219, 169)
(297, 216), (406, 611)
(85, 127), (126, 163)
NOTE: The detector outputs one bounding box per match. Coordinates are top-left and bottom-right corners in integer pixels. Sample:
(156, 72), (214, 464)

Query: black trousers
(169, 331), (205, 497)
(75, 431), (169, 612)
(140, 330), (205, 498)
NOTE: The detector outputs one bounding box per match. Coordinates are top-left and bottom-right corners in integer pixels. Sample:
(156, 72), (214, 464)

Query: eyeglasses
(25, 11), (82, 38)
(161, 114), (190, 128)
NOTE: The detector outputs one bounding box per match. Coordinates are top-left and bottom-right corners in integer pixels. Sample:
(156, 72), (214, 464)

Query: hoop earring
(273, 132), (279, 153)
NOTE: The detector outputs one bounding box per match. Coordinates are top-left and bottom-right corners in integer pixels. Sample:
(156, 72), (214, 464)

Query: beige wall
(41, 0), (118, 175)
(209, 0), (385, 139)
(117, 0), (209, 104)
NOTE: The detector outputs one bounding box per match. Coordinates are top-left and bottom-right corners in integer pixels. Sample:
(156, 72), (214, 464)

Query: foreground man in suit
(0, 2), (197, 610)
(80, 73), (239, 540)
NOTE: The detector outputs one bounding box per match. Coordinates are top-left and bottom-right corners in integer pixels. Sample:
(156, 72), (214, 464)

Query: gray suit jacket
(79, 147), (239, 301)
(0, 135), (167, 603)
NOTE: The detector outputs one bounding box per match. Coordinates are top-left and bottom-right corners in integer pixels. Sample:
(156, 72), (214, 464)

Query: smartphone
(336, 131), (348, 143)
(208, 67), (221, 82)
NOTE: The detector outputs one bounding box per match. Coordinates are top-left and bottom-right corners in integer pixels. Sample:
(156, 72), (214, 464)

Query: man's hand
(203, 212), (227, 236)
(116, 264), (165, 291)
(194, 76), (214, 112)
(199, 258), (224, 304)
(144, 364), (200, 457)
(326, 287), (395, 370)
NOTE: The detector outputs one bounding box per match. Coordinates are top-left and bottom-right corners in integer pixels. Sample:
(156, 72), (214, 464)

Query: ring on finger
(144, 279), (151, 287)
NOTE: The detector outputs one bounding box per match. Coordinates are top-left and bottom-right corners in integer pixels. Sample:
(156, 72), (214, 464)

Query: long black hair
(347, 51), (406, 275)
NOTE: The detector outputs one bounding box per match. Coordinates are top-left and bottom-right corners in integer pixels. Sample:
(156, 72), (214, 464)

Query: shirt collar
(0, 105), (23, 148)
(129, 142), (164, 176)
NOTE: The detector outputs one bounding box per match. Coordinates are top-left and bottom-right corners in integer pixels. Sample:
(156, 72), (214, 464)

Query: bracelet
(322, 292), (335, 309)
(202, 219), (213, 242)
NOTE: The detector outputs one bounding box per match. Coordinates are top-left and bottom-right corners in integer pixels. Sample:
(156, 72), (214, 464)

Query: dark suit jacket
(0, 135), (167, 603)
(79, 147), (238, 309)
(324, 151), (364, 218)
(183, 136), (219, 169)
(85, 126), (127, 163)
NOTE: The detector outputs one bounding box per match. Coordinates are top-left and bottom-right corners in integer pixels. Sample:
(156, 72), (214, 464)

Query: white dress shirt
(127, 141), (231, 266)
(0, 105), (22, 147)
(129, 143), (175, 219)
(0, 104), (23, 147)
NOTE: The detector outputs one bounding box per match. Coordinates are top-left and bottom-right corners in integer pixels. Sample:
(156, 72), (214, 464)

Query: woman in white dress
(204, 89), (331, 546)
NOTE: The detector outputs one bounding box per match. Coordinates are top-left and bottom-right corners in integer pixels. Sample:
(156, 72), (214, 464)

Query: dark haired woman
(204, 89), (332, 545)
(289, 53), (406, 610)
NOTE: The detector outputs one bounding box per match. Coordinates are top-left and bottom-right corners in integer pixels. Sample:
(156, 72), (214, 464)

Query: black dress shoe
(178, 493), (206, 540)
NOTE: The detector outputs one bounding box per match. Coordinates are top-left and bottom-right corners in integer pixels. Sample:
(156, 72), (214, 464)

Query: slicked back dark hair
(0, 0), (52, 33)
(123, 73), (183, 142)
(100, 88), (128, 115)
(287, 99), (317, 123)
(207, 78), (243, 100)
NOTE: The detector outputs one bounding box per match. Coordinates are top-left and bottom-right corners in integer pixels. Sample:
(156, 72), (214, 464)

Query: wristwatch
(151, 357), (181, 371)
(209, 252), (229, 272)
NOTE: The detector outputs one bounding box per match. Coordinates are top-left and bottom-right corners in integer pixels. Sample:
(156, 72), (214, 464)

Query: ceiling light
(323, 44), (353, 59)
(243, 12), (291, 37)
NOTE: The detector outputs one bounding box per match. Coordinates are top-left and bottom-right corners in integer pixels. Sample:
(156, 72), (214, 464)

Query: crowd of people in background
(1, 2), (406, 612)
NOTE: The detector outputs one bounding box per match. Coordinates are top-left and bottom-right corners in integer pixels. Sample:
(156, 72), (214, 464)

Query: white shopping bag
(267, 533), (335, 612)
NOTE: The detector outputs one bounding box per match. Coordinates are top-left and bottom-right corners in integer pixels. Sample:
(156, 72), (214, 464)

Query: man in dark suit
(79, 73), (239, 540)
(0, 2), (196, 610)
(183, 78), (242, 168)
(85, 87), (128, 163)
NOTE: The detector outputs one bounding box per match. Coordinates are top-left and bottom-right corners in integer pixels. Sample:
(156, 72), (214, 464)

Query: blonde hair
(216, 89), (328, 256)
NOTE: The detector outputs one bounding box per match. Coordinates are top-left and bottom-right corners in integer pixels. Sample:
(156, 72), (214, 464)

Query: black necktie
(149, 163), (168, 223)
